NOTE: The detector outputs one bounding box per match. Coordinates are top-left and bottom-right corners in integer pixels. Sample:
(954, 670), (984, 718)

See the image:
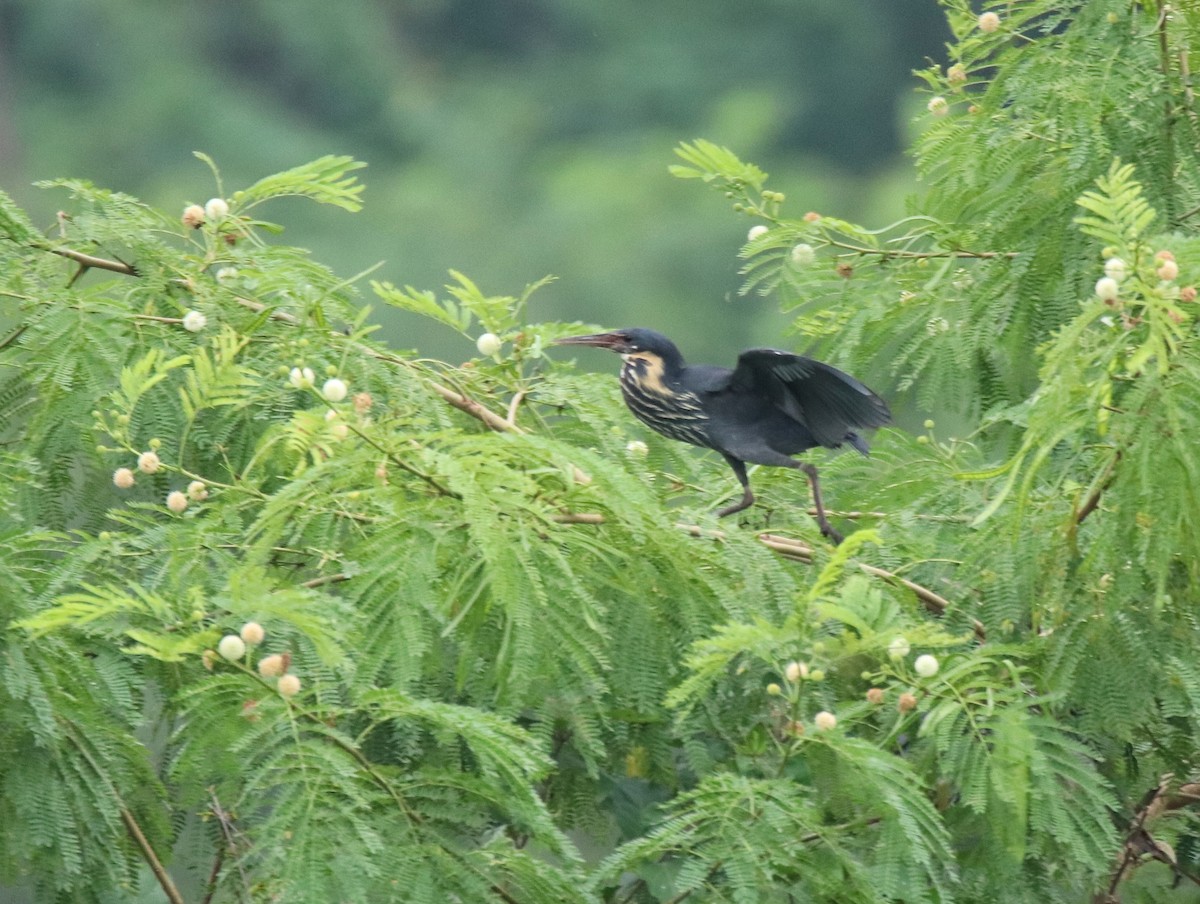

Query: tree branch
(45, 244), (140, 276)
(1075, 450), (1122, 526)
(60, 719), (186, 904)
(824, 237), (1018, 261)
(1097, 777), (1200, 903)
(119, 807), (186, 904)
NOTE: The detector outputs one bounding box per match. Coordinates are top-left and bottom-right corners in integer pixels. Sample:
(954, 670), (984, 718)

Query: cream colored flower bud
(240, 622), (265, 645)
(137, 451), (161, 474)
(182, 205), (206, 228)
(476, 332), (502, 356)
(322, 378), (348, 402)
(182, 310), (207, 332)
(277, 674), (301, 697)
(914, 654), (940, 678)
(288, 367), (315, 389)
(217, 634), (246, 661)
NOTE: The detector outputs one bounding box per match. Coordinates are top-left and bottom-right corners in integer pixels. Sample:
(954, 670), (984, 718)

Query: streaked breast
(619, 357), (712, 448)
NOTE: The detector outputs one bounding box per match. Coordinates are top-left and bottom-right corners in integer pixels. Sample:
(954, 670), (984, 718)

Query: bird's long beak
(554, 331), (627, 351)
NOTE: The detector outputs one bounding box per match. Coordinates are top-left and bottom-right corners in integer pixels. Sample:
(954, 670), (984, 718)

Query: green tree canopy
(3, 2), (1200, 902)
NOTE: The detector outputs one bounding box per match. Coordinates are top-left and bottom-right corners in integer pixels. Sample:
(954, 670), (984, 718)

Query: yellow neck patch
(622, 351), (670, 395)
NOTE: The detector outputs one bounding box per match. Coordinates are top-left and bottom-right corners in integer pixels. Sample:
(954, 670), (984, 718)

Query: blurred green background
(0, 0), (948, 363)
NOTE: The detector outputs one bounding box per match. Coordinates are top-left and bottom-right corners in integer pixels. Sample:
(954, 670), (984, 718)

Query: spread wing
(728, 348), (891, 448)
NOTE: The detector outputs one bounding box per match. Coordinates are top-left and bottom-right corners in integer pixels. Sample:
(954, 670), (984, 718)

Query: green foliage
(5, 4), (1200, 902)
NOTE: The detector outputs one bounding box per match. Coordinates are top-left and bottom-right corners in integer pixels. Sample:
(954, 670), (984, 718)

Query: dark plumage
(555, 327), (891, 542)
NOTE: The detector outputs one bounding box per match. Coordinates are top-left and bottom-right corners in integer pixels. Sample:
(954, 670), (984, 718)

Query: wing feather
(729, 348), (891, 448)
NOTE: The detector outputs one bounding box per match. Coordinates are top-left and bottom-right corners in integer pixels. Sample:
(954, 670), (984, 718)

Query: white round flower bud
(240, 622), (265, 645)
(137, 451), (161, 474)
(1158, 259), (1180, 281)
(747, 224), (769, 242)
(625, 440), (648, 457)
(113, 467), (136, 489)
(288, 367), (315, 390)
(204, 198), (229, 221)
(1103, 257), (1127, 282)
(216, 266), (239, 284)
(814, 710), (837, 731)
(978, 11), (1000, 32)
(927, 96), (949, 117)
(187, 480), (208, 501)
(330, 423), (350, 441)
(784, 661), (805, 682)
(166, 490), (188, 513)
(217, 634), (246, 661)
(1095, 277), (1120, 301)
(476, 332), (502, 357)
(182, 310), (207, 333)
(258, 653), (286, 678)
(888, 637), (910, 660)
(322, 378), (348, 402)
(790, 243), (816, 266)
(914, 654), (940, 678)
(277, 673), (302, 697)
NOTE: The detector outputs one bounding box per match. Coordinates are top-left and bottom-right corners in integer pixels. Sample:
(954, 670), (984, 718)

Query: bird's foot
(818, 521), (844, 545)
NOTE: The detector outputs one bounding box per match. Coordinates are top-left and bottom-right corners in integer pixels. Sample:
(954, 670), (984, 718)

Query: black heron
(555, 328), (891, 542)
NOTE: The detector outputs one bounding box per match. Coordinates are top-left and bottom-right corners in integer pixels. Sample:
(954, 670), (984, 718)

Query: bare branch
(46, 244), (140, 276)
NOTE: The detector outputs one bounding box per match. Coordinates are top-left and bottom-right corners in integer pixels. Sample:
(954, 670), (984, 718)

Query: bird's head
(555, 328), (680, 361)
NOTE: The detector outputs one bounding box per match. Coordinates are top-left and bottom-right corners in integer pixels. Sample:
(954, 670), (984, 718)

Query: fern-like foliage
(5, 4), (1200, 901)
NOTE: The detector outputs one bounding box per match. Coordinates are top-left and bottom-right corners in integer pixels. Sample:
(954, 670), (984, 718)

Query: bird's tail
(846, 431), (870, 457)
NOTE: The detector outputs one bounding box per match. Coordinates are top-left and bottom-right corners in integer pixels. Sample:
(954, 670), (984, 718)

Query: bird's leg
(798, 462), (843, 544)
(717, 456), (755, 517)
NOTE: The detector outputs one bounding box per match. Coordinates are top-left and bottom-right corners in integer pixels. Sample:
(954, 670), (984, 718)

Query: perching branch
(676, 522), (983, 640)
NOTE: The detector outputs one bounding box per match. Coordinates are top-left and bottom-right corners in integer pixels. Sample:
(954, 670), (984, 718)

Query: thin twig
(1098, 777), (1200, 903)
(1075, 451), (1122, 526)
(505, 389), (527, 428)
(301, 573), (350, 589)
(0, 324), (28, 351)
(858, 562), (985, 641)
(207, 790), (252, 899)
(552, 512), (606, 524)
(60, 719), (186, 904)
(119, 808), (186, 904)
(45, 244), (140, 275)
(824, 237), (1018, 261)
(674, 522), (980, 636)
(199, 799), (228, 904)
